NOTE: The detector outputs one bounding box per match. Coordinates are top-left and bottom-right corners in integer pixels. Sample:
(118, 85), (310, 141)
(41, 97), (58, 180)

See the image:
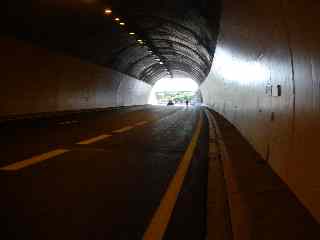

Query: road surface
(0, 105), (209, 240)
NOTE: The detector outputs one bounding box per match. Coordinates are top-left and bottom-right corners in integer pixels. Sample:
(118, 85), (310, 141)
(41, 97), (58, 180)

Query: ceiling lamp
(104, 9), (112, 15)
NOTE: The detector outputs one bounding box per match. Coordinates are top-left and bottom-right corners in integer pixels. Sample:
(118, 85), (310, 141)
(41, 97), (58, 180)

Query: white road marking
(112, 126), (134, 133)
(59, 120), (79, 125)
(77, 134), (112, 145)
(0, 149), (70, 171)
(135, 121), (148, 126)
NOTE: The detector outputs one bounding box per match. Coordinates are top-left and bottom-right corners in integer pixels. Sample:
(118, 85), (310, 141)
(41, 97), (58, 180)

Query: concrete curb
(205, 109), (233, 240)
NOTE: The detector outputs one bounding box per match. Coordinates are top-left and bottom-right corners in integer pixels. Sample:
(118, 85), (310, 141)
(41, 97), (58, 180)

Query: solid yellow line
(0, 149), (69, 171)
(143, 111), (203, 240)
(77, 134), (111, 145)
(135, 121), (148, 126)
(113, 126), (134, 133)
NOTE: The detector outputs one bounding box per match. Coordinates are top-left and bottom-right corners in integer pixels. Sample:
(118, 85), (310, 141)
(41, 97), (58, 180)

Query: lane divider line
(59, 120), (79, 125)
(0, 149), (70, 171)
(112, 126), (134, 133)
(143, 111), (203, 240)
(0, 112), (175, 171)
(77, 134), (112, 145)
(135, 121), (149, 126)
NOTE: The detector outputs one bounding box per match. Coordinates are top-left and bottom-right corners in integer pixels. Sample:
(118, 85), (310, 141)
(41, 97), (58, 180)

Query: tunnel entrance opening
(148, 77), (201, 106)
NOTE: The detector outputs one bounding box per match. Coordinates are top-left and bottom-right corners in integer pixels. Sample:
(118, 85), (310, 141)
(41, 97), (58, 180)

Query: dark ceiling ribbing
(3, 0), (221, 84)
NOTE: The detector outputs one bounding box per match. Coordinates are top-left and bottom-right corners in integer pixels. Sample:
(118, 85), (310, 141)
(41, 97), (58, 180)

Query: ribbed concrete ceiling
(3, 0), (221, 84)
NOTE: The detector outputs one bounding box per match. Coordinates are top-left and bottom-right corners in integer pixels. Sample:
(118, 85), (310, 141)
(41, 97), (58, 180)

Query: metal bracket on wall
(266, 84), (282, 97)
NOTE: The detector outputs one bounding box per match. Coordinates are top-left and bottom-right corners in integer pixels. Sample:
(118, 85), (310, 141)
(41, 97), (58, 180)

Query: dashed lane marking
(112, 126), (134, 133)
(135, 121), (149, 126)
(143, 111), (203, 240)
(0, 149), (70, 171)
(77, 134), (112, 145)
(59, 120), (79, 125)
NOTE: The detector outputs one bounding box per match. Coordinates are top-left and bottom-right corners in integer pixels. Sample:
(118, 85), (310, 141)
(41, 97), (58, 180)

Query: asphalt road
(0, 105), (209, 240)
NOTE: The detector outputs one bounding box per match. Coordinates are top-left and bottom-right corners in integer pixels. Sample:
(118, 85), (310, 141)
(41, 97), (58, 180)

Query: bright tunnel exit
(148, 77), (201, 105)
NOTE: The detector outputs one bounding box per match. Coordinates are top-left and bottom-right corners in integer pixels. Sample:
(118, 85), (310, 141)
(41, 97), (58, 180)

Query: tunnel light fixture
(137, 39), (144, 44)
(114, 17), (120, 21)
(119, 22), (125, 26)
(104, 9), (112, 15)
(129, 32), (136, 35)
(155, 58), (161, 61)
(159, 62), (164, 65)
(148, 50), (153, 53)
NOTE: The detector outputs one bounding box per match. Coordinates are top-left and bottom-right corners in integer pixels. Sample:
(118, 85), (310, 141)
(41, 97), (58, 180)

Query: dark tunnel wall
(0, 36), (151, 117)
(201, 0), (320, 222)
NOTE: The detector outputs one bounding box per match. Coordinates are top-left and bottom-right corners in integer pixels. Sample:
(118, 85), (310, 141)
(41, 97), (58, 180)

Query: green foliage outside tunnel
(155, 91), (202, 105)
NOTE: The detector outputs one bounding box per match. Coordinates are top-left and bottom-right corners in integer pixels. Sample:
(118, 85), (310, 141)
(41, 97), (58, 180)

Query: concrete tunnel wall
(0, 36), (152, 117)
(201, 0), (320, 222)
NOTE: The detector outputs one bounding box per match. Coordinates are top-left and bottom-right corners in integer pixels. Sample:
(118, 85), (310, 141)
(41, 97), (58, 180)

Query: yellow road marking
(135, 121), (148, 126)
(77, 134), (111, 145)
(113, 126), (134, 133)
(0, 149), (69, 171)
(143, 111), (203, 240)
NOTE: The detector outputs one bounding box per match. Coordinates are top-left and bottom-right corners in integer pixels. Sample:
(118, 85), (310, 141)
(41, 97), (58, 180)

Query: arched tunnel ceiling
(3, 0), (221, 84)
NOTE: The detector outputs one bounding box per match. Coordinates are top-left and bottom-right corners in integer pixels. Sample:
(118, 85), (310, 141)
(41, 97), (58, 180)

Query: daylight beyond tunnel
(148, 77), (200, 105)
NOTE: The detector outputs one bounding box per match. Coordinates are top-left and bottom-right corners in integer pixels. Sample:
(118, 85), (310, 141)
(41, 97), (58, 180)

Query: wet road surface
(0, 106), (209, 240)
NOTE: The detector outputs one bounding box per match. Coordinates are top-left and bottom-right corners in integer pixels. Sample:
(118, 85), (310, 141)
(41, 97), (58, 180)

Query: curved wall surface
(0, 37), (152, 117)
(201, 0), (320, 221)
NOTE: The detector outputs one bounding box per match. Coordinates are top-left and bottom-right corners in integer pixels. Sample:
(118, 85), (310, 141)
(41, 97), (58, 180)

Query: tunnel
(1, 0), (320, 239)
(2, 0), (218, 114)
